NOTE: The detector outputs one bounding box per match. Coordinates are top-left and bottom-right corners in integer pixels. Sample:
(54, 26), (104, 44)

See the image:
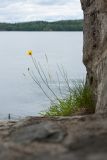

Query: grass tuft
(41, 80), (95, 116)
(27, 53), (95, 117)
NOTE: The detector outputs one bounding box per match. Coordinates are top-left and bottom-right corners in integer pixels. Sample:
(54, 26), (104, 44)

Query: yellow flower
(27, 50), (32, 56)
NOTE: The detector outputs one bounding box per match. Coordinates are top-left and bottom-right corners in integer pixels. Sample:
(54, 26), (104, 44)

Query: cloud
(34, 0), (70, 5)
(0, 0), (83, 23)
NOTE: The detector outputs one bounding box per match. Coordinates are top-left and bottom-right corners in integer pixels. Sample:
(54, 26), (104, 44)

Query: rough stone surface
(0, 115), (107, 159)
(10, 121), (66, 143)
(80, 0), (107, 113)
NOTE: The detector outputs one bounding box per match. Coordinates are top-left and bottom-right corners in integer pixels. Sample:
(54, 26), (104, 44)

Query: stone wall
(80, 0), (107, 113)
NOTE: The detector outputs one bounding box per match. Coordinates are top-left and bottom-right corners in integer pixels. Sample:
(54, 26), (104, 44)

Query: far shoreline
(0, 19), (83, 32)
(0, 30), (83, 32)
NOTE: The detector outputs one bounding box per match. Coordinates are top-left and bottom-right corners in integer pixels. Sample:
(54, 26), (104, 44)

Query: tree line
(0, 20), (83, 31)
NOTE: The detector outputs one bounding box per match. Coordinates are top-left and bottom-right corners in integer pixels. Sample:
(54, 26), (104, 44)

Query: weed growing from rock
(27, 51), (95, 116)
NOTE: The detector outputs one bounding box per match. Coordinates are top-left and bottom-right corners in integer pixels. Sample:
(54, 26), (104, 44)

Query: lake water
(0, 32), (86, 119)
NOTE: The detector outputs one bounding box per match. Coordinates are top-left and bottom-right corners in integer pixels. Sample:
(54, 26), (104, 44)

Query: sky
(0, 0), (83, 23)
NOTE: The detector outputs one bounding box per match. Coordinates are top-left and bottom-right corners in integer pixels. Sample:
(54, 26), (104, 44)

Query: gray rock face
(80, 0), (107, 113)
(0, 115), (107, 160)
(10, 121), (66, 143)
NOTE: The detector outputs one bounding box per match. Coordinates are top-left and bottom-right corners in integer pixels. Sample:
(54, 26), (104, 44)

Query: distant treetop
(0, 20), (83, 31)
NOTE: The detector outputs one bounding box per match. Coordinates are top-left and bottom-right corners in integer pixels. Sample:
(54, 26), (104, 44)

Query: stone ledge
(0, 114), (106, 159)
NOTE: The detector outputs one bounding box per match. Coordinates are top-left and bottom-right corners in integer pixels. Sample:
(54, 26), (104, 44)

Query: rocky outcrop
(80, 0), (107, 113)
(0, 115), (107, 160)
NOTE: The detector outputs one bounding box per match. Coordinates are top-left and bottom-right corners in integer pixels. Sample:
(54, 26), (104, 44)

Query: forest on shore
(0, 20), (83, 31)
